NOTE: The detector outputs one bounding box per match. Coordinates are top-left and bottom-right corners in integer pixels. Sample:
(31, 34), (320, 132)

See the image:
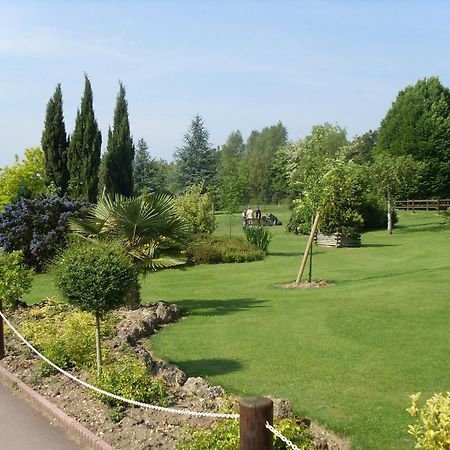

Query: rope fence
(0, 309), (305, 450)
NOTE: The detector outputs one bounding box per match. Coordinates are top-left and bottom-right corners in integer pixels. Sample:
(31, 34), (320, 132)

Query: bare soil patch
(280, 280), (333, 289)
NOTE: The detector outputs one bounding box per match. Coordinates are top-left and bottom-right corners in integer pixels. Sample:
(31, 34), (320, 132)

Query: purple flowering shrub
(0, 196), (90, 271)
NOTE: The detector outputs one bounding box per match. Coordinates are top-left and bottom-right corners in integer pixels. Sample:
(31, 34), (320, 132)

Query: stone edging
(0, 364), (112, 450)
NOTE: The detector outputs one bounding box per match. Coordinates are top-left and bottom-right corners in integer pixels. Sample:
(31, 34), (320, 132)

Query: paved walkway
(0, 380), (84, 450)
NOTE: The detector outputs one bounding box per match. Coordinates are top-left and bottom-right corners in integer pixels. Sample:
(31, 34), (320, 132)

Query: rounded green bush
(53, 240), (137, 315)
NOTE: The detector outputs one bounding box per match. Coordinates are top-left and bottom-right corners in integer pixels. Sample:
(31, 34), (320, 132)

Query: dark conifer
(101, 82), (134, 196)
(41, 84), (69, 195)
(67, 75), (102, 202)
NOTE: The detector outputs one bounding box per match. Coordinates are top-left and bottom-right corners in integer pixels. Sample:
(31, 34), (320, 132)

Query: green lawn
(25, 211), (450, 449)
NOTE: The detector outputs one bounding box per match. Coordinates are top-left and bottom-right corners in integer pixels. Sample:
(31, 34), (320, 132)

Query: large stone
(267, 396), (294, 419)
(183, 377), (224, 399)
(153, 363), (188, 386)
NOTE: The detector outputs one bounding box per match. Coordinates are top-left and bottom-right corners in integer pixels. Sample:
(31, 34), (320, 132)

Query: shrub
(20, 298), (115, 375)
(94, 353), (169, 407)
(54, 240), (137, 315)
(176, 417), (314, 450)
(186, 236), (265, 264)
(0, 250), (32, 310)
(407, 392), (450, 449)
(243, 226), (272, 253)
(0, 195), (90, 271)
(173, 183), (216, 236)
(53, 240), (137, 374)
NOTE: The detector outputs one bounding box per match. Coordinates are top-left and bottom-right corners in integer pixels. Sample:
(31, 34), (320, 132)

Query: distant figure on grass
(242, 208), (247, 226)
(255, 206), (262, 223)
(246, 206), (253, 225)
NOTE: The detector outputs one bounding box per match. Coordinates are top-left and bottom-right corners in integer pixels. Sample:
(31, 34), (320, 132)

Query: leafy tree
(54, 240), (137, 375)
(0, 196), (90, 271)
(341, 129), (377, 165)
(41, 84), (69, 195)
(70, 193), (189, 306)
(101, 82), (134, 197)
(0, 148), (46, 208)
(242, 122), (288, 203)
(173, 182), (216, 236)
(0, 251), (32, 310)
(218, 130), (245, 179)
(174, 115), (218, 190)
(371, 152), (418, 234)
(67, 75), (102, 202)
(377, 77), (450, 198)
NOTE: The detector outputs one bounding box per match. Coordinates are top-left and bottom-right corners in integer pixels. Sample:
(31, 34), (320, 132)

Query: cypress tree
(67, 75), (102, 202)
(41, 84), (69, 195)
(101, 82), (134, 197)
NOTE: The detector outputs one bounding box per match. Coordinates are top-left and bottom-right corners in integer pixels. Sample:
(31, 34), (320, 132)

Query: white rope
(266, 421), (301, 450)
(0, 310), (238, 419)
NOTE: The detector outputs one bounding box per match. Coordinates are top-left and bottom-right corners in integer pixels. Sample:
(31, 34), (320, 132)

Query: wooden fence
(395, 199), (450, 212)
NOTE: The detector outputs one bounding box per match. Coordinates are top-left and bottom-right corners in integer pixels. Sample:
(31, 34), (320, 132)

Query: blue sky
(1, 0), (450, 168)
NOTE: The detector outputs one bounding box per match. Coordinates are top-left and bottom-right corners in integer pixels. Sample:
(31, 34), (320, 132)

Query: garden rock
(153, 362), (188, 387)
(267, 396), (294, 419)
(183, 377), (225, 399)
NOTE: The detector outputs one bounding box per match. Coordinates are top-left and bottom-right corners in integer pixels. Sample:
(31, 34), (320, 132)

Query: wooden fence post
(239, 397), (273, 450)
(0, 299), (5, 360)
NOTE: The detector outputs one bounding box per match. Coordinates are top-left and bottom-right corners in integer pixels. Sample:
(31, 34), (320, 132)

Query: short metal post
(0, 299), (5, 360)
(239, 397), (273, 450)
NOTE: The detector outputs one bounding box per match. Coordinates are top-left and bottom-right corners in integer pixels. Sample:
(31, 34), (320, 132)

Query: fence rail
(395, 199), (450, 211)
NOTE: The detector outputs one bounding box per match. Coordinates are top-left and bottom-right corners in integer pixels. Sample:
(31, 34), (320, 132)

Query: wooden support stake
(0, 299), (5, 360)
(295, 211), (320, 284)
(239, 397), (273, 450)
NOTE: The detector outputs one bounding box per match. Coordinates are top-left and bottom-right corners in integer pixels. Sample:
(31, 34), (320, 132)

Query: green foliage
(243, 226), (272, 252)
(20, 298), (115, 374)
(176, 417), (314, 450)
(174, 115), (218, 190)
(101, 82), (134, 197)
(70, 193), (189, 277)
(186, 236), (265, 264)
(377, 76), (450, 197)
(407, 392), (450, 449)
(94, 353), (168, 407)
(133, 138), (160, 195)
(0, 251), (32, 309)
(41, 83), (69, 195)
(53, 240), (137, 315)
(242, 121), (288, 203)
(67, 75), (102, 202)
(0, 148), (46, 208)
(173, 183), (216, 236)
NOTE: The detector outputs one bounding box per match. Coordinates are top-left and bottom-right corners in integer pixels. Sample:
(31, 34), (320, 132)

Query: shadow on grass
(340, 267), (433, 284)
(268, 251), (301, 257)
(173, 358), (242, 377)
(362, 243), (398, 248)
(178, 297), (266, 317)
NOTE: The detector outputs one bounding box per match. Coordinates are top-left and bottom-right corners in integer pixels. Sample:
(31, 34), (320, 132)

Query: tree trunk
(0, 298), (5, 360)
(387, 193), (393, 235)
(125, 279), (141, 309)
(296, 211), (320, 284)
(229, 213), (232, 238)
(95, 311), (102, 376)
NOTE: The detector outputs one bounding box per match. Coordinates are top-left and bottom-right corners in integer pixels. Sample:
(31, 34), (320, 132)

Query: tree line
(2, 75), (450, 210)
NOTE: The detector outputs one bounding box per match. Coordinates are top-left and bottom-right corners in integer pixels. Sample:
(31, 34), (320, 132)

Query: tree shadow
(177, 297), (267, 317)
(395, 224), (446, 233)
(340, 267), (434, 283)
(172, 358), (242, 377)
(362, 243), (398, 248)
(268, 251), (301, 257)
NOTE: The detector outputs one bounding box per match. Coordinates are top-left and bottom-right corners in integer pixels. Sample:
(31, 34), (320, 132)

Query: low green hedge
(186, 236), (265, 264)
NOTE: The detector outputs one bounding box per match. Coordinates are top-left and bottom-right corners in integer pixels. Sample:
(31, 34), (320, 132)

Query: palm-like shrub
(70, 193), (189, 305)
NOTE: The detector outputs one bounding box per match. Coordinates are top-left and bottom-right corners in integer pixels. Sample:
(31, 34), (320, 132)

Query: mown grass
(24, 211), (450, 449)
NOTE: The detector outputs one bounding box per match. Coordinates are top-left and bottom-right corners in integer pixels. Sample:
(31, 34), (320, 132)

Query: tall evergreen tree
(101, 82), (134, 197)
(133, 138), (158, 195)
(174, 115), (217, 191)
(41, 84), (69, 195)
(377, 77), (450, 197)
(67, 75), (102, 202)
